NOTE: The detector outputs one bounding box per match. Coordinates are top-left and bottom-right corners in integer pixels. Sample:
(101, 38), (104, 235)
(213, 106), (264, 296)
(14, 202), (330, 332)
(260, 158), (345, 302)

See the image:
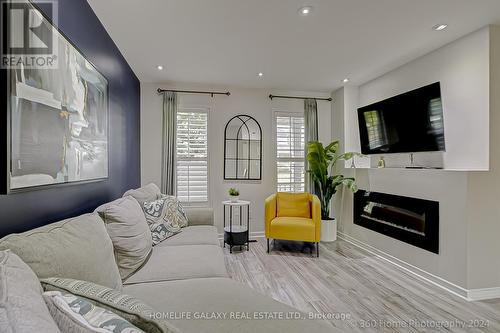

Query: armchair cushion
(276, 193), (311, 218)
(270, 217), (316, 242)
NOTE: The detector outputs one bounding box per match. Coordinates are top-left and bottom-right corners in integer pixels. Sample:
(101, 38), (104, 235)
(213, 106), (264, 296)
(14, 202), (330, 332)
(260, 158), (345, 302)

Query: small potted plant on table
(228, 188), (240, 202)
(307, 140), (359, 242)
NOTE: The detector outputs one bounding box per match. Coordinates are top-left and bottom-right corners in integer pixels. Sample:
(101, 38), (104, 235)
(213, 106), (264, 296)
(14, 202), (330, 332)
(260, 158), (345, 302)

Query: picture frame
(1, 0), (109, 194)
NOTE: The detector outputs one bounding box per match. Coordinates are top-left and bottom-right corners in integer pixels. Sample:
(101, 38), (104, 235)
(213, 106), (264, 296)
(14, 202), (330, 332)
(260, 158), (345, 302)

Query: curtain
(161, 91), (178, 195)
(304, 98), (318, 194)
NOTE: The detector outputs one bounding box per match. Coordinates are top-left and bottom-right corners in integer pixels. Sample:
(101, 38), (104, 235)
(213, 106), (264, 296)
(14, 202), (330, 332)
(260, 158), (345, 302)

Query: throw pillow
(0, 250), (61, 333)
(0, 214), (122, 290)
(142, 197), (183, 245)
(159, 195), (189, 228)
(123, 184), (162, 205)
(41, 278), (179, 333)
(43, 290), (145, 333)
(95, 196), (153, 280)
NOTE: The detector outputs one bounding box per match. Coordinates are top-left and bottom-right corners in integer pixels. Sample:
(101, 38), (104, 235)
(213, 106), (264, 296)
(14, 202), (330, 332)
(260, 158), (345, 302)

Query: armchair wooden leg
(316, 242), (319, 258)
(267, 238), (270, 253)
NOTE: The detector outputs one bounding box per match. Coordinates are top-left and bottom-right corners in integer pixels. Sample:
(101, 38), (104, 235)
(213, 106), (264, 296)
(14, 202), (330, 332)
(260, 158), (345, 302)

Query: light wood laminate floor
(223, 238), (500, 332)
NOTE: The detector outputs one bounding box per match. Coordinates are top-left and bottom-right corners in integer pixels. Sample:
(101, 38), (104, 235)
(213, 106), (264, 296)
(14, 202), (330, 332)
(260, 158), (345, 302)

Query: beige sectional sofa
(0, 186), (335, 332)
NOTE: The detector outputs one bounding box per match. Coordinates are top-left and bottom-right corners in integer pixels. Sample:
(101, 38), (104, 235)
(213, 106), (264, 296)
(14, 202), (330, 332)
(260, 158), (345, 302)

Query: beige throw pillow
(123, 183), (162, 205)
(96, 197), (153, 280)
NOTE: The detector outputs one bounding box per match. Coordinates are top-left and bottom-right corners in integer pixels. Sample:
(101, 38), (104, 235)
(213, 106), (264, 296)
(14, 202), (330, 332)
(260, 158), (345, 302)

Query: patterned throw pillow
(161, 195), (189, 228)
(41, 278), (179, 333)
(142, 195), (188, 245)
(43, 290), (145, 333)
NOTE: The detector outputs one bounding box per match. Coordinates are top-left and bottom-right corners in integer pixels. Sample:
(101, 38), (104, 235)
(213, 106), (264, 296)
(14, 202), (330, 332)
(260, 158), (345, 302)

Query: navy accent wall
(0, 0), (141, 236)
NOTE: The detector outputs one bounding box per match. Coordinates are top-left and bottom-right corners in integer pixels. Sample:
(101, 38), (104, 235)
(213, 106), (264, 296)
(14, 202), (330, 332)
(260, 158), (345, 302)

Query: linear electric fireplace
(354, 190), (439, 254)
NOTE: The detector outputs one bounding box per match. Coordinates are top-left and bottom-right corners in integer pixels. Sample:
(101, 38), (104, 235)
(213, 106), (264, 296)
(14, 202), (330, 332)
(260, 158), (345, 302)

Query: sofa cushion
(96, 196), (153, 280)
(0, 250), (61, 333)
(277, 192), (311, 218)
(123, 183), (162, 205)
(43, 290), (145, 333)
(124, 245), (228, 285)
(41, 278), (179, 333)
(0, 214), (122, 290)
(184, 207), (214, 226)
(155, 226), (219, 247)
(122, 277), (336, 333)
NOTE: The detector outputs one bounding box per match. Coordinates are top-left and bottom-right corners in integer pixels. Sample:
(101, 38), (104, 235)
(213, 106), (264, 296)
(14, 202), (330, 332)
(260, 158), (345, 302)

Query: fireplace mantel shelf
(352, 167), (487, 172)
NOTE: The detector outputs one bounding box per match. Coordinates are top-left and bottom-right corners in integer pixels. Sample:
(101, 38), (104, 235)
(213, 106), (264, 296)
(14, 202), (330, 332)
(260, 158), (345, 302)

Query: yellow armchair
(265, 192), (321, 257)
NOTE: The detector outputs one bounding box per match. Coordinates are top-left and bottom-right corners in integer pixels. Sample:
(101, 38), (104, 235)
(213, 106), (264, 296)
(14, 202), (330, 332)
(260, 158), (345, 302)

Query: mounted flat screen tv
(357, 82), (445, 155)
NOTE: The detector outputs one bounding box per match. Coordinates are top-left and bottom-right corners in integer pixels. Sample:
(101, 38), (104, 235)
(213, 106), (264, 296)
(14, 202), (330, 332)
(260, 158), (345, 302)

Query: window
(275, 112), (305, 192)
(176, 109), (208, 204)
(364, 110), (388, 150)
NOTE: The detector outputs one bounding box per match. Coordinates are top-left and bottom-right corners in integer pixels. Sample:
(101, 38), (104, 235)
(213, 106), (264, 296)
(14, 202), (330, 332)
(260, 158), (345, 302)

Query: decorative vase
(230, 195), (239, 202)
(321, 218), (337, 242)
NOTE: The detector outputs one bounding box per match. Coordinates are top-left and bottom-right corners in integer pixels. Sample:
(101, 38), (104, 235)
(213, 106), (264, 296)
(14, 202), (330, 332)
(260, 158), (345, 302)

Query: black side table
(222, 200), (250, 253)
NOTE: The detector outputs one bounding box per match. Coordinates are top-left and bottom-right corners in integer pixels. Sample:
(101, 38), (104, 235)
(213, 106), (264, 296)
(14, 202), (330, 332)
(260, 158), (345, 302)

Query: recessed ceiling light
(258, 72), (264, 77)
(157, 65), (163, 70)
(342, 78), (350, 83)
(298, 6), (313, 16)
(433, 24), (448, 31)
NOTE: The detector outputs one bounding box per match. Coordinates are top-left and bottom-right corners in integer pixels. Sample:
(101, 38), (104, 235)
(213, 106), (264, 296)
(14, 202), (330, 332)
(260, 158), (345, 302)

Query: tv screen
(357, 82), (445, 155)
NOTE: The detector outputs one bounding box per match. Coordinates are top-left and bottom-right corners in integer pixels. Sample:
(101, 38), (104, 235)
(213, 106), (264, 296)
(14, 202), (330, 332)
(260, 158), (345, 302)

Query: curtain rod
(157, 88), (230, 97)
(269, 94), (332, 102)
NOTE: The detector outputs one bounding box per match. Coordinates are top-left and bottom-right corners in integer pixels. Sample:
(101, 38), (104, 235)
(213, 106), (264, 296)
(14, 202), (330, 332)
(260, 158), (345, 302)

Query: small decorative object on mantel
(307, 140), (361, 242)
(228, 188), (240, 202)
(350, 158), (356, 169)
(377, 156), (386, 168)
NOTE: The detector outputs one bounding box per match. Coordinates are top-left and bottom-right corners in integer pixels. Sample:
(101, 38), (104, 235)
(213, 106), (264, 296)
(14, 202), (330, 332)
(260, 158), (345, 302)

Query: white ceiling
(87, 0), (500, 91)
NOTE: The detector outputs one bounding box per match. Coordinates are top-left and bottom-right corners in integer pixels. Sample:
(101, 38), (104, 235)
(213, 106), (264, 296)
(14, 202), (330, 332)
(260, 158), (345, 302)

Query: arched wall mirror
(224, 115), (262, 180)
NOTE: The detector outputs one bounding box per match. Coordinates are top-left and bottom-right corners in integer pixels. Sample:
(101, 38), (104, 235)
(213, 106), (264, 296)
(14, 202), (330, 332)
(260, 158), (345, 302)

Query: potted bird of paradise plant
(306, 140), (359, 242)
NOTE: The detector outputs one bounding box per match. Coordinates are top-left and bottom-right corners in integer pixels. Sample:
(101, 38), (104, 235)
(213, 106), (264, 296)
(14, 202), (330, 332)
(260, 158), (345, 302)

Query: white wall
(350, 27), (490, 171)
(465, 26), (500, 290)
(333, 27), (492, 290)
(141, 82), (331, 235)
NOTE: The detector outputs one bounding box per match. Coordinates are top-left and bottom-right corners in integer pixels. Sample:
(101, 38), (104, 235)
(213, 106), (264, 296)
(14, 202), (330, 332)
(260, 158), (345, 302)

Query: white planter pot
(321, 218), (337, 242)
(229, 196), (239, 202)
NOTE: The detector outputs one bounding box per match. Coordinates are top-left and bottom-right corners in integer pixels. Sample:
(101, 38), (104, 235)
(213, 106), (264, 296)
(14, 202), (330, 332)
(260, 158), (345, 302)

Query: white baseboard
(338, 232), (500, 301)
(467, 288), (500, 301)
(249, 231), (266, 239)
(218, 231), (265, 240)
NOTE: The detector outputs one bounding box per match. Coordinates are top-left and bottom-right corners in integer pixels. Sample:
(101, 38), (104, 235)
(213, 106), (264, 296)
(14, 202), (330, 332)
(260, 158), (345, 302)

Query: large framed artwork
(3, 0), (108, 193)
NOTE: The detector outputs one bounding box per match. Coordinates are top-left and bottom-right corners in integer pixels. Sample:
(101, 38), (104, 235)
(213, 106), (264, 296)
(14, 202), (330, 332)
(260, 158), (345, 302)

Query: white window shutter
(176, 110), (208, 203)
(275, 113), (305, 193)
